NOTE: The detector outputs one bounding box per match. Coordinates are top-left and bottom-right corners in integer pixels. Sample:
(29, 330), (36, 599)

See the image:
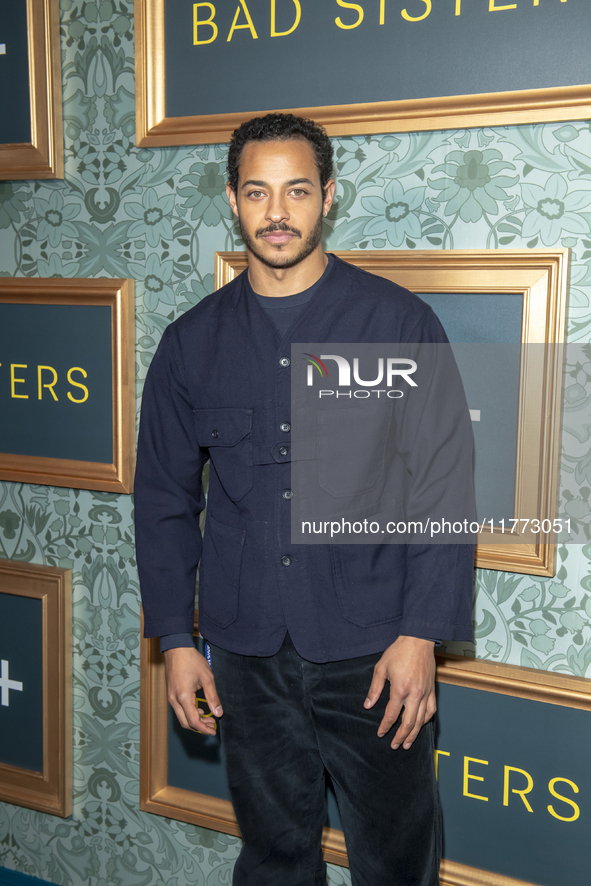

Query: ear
(322, 179), (336, 217)
(226, 182), (240, 218)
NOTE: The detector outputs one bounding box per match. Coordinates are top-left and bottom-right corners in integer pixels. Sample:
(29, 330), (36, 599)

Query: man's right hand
(164, 645), (223, 735)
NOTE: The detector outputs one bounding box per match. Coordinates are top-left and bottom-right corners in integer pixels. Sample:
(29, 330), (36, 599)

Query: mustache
(255, 223), (302, 239)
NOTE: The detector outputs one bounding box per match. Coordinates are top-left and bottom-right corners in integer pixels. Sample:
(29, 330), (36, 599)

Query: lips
(262, 232), (295, 244)
(257, 225), (302, 245)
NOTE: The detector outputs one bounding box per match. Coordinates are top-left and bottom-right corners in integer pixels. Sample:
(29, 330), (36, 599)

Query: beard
(238, 208), (324, 270)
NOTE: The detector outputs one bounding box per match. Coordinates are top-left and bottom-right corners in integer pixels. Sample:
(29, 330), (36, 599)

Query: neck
(247, 247), (328, 297)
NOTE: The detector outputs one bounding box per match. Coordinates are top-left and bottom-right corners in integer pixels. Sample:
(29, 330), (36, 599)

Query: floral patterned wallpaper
(0, 1), (590, 883)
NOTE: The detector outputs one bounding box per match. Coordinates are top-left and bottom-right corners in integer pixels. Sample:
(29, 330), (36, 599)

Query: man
(135, 113), (474, 886)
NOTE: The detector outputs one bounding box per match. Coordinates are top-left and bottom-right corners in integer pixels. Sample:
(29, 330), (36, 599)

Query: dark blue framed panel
(0, 594), (43, 772)
(136, 0), (591, 146)
(0, 560), (72, 817)
(0, 278), (135, 493)
(0, 0), (63, 180)
(435, 654), (591, 886)
(0, 2), (31, 145)
(216, 248), (570, 577)
(436, 675), (590, 886)
(141, 626), (591, 886)
(417, 296), (523, 526)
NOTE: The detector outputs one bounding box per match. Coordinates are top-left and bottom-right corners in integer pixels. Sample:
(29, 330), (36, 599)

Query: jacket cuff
(160, 632), (195, 653)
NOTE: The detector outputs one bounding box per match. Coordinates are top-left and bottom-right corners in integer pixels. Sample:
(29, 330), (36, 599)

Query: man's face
(226, 139), (335, 271)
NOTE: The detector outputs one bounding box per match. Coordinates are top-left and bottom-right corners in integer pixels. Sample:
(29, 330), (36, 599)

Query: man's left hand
(364, 635), (436, 750)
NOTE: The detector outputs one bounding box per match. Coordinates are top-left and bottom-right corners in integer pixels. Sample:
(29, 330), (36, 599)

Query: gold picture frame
(140, 620), (591, 885)
(215, 248), (569, 577)
(0, 560), (72, 817)
(0, 278), (135, 493)
(135, 0), (591, 147)
(0, 0), (63, 180)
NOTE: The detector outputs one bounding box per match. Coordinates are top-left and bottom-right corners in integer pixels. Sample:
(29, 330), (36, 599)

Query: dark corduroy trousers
(209, 633), (441, 886)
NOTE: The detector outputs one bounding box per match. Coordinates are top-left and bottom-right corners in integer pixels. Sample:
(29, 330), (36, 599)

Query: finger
(195, 707), (218, 734)
(201, 673), (224, 718)
(391, 683), (437, 748)
(169, 697), (191, 731)
(425, 692), (437, 722)
(399, 714), (424, 750)
(409, 694), (436, 741)
(377, 697), (403, 738)
(169, 692), (212, 733)
(187, 701), (217, 734)
(364, 665), (387, 709)
(176, 689), (216, 734)
(391, 698), (426, 749)
(194, 696), (218, 730)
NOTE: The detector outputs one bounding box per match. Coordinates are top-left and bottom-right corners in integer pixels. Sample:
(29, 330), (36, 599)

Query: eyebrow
(240, 177), (316, 190)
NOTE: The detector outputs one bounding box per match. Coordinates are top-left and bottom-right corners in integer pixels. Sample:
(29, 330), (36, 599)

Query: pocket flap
(194, 407), (253, 448)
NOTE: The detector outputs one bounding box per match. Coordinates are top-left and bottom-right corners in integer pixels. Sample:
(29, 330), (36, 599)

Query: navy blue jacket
(135, 256), (474, 662)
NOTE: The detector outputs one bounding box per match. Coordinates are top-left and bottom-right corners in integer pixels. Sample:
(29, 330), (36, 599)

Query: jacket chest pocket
(194, 407), (254, 501)
(317, 405), (393, 498)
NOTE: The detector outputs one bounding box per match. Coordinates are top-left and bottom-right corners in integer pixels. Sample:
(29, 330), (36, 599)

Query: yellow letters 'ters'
(503, 766), (534, 813)
(38, 365), (59, 401)
(11, 364), (28, 399)
(463, 757), (489, 801)
(434, 750), (450, 780)
(548, 778), (580, 822)
(67, 367), (89, 404)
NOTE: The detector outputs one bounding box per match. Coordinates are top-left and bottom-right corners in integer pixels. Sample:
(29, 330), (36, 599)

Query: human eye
(290, 188), (307, 197)
(247, 189), (264, 199)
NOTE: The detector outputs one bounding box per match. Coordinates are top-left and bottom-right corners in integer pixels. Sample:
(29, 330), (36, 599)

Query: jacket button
(281, 555), (292, 567)
(282, 489), (293, 500)
(279, 446), (289, 456)
(280, 422), (291, 433)
(279, 357), (290, 367)
(211, 428), (219, 438)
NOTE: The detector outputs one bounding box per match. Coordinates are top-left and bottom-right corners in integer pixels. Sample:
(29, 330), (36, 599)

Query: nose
(266, 191), (289, 224)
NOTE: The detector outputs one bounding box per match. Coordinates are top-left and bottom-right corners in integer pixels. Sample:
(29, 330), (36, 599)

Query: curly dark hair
(226, 113), (334, 193)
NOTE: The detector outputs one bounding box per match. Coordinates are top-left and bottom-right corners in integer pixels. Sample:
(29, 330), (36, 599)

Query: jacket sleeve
(397, 304), (476, 642)
(134, 327), (208, 637)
